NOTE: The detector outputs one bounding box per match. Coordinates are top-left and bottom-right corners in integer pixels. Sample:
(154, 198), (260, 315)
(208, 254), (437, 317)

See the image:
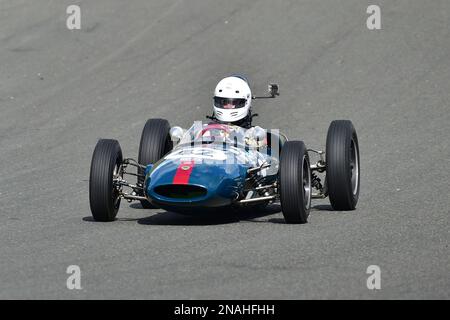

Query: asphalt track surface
(0, 0), (449, 299)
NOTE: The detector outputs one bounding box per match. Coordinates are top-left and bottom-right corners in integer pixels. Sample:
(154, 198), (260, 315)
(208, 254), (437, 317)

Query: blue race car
(89, 86), (360, 224)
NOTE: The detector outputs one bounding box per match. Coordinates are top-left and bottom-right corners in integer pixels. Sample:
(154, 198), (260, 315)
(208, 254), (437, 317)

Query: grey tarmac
(0, 0), (448, 299)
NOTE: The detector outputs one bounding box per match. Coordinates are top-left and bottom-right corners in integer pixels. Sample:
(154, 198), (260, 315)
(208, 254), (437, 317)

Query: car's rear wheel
(279, 141), (311, 224)
(89, 139), (123, 221)
(326, 120), (360, 210)
(138, 118), (173, 208)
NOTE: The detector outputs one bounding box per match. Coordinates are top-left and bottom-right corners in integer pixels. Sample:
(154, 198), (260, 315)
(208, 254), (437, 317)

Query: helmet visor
(214, 97), (246, 109)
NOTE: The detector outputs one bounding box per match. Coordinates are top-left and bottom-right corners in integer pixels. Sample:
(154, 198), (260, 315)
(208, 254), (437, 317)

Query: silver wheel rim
(112, 163), (121, 209)
(302, 155), (311, 208)
(350, 138), (359, 195)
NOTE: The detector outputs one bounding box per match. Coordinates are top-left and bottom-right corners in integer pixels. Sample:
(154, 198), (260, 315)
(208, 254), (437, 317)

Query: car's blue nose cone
(144, 159), (248, 213)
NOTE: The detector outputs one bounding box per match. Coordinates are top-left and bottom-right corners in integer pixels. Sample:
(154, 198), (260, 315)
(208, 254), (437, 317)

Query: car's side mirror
(252, 83), (280, 100)
(169, 126), (184, 142)
(268, 83), (279, 97)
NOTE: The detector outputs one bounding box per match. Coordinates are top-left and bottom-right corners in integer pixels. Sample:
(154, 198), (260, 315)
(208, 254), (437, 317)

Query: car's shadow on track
(134, 203), (283, 226)
(311, 204), (334, 211)
(82, 204), (336, 225)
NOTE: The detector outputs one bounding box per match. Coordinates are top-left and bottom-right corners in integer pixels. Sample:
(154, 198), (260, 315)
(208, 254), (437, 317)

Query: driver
(212, 75), (253, 129)
(211, 75), (267, 148)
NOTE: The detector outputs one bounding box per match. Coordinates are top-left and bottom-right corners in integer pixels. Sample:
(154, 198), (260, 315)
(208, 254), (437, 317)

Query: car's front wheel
(89, 139), (123, 221)
(279, 141), (312, 224)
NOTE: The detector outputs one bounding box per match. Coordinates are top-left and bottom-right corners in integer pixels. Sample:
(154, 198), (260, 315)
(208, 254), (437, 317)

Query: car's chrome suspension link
(121, 158), (146, 178)
(113, 177), (145, 202)
(308, 149), (328, 199)
(112, 158), (147, 202)
(308, 149), (326, 172)
(238, 195), (277, 204)
(241, 165), (279, 204)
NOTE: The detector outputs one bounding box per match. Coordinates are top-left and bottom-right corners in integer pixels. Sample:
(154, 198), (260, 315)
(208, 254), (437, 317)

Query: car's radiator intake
(154, 184), (207, 199)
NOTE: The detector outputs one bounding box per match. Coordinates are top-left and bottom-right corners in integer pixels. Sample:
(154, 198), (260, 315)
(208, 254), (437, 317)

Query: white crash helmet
(213, 75), (252, 123)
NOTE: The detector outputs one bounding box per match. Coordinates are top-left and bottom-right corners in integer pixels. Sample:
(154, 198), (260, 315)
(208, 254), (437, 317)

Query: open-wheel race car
(89, 83), (360, 224)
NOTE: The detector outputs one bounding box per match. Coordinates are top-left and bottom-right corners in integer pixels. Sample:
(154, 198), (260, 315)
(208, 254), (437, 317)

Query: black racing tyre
(138, 118), (173, 208)
(279, 141), (312, 224)
(89, 139), (123, 222)
(326, 120), (360, 210)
